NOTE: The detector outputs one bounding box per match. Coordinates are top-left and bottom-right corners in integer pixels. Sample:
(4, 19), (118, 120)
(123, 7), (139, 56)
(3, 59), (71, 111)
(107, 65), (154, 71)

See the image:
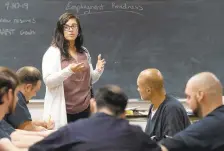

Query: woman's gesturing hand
(96, 54), (106, 72)
(70, 63), (85, 72)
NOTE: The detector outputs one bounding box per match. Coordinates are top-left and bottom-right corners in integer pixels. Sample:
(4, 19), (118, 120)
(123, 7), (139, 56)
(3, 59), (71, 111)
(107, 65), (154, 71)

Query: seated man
(4, 66), (54, 131)
(0, 67), (52, 148)
(0, 67), (19, 139)
(137, 68), (190, 141)
(160, 72), (224, 151)
(0, 85), (161, 151)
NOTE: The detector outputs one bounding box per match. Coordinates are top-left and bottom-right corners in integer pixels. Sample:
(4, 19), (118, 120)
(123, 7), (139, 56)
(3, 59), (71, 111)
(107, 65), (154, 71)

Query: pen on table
(48, 115), (51, 122)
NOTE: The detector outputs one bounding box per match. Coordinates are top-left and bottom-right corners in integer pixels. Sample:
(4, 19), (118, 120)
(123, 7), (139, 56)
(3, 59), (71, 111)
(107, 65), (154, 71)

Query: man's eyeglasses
(64, 24), (78, 31)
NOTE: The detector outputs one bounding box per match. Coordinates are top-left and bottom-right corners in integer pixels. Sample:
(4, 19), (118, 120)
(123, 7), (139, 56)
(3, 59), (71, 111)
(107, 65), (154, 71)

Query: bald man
(161, 72), (224, 151)
(137, 68), (190, 142)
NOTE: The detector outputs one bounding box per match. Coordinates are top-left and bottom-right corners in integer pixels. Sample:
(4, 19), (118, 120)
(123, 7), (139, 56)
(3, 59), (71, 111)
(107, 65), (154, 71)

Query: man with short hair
(0, 67), (19, 139)
(5, 66), (54, 131)
(0, 67), (52, 149)
(137, 68), (190, 142)
(161, 72), (224, 151)
(0, 85), (161, 151)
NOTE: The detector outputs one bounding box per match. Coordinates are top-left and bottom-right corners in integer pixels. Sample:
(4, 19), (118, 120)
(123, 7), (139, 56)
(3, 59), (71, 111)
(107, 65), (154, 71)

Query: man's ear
(25, 84), (33, 92)
(90, 98), (97, 114)
(120, 112), (126, 119)
(2, 89), (13, 104)
(196, 91), (204, 103)
(146, 86), (152, 94)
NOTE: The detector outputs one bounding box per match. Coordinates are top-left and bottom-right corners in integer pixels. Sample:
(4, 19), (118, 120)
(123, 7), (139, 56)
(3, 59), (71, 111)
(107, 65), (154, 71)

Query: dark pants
(67, 106), (90, 123)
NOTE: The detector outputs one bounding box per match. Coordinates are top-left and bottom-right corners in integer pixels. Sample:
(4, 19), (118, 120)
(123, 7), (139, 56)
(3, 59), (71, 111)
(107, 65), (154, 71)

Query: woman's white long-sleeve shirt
(42, 46), (103, 129)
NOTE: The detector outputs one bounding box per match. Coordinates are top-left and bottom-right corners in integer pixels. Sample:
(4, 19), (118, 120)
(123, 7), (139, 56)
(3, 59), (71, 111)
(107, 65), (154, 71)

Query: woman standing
(42, 13), (105, 129)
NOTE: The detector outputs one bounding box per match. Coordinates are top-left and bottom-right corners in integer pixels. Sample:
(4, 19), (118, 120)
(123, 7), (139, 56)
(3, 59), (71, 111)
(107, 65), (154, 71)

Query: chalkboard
(0, 0), (224, 99)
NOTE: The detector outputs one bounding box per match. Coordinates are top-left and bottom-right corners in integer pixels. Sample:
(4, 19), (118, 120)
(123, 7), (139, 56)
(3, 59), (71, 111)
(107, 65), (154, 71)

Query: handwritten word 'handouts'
(0, 29), (15, 36)
(111, 2), (143, 11)
(5, 2), (28, 10)
(66, 1), (104, 14)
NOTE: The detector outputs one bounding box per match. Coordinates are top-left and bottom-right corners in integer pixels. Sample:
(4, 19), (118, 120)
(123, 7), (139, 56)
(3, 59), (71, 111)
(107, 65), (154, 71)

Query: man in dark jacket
(137, 68), (190, 142)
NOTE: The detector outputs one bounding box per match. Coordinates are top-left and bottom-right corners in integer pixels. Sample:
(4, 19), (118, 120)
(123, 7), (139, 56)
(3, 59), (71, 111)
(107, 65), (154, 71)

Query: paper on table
(125, 106), (140, 110)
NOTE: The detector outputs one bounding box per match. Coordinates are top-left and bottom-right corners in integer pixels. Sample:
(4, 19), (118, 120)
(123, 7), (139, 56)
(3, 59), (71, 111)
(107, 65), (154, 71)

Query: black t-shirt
(5, 91), (32, 128)
(29, 113), (161, 151)
(161, 105), (224, 151)
(0, 120), (15, 139)
(145, 95), (191, 141)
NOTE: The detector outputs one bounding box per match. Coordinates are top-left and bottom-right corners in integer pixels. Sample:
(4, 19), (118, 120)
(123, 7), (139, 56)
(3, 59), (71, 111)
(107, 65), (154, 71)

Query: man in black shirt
(137, 68), (190, 142)
(5, 66), (54, 131)
(161, 72), (224, 151)
(0, 85), (161, 151)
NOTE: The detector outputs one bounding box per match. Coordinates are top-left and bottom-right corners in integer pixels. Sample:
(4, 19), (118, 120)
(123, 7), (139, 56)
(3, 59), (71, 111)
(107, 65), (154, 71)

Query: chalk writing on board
(0, 18), (36, 24)
(5, 2), (28, 10)
(0, 29), (15, 36)
(111, 2), (143, 11)
(14, 18), (36, 24)
(66, 2), (104, 13)
(0, 29), (36, 36)
(20, 29), (36, 36)
(78, 10), (143, 16)
(65, 2), (144, 16)
(0, 18), (11, 23)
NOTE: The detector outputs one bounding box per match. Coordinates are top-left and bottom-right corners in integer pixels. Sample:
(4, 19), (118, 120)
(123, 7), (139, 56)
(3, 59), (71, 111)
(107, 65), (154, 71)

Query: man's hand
(10, 130), (44, 148)
(33, 118), (55, 130)
(44, 119), (55, 130)
(0, 138), (25, 151)
(161, 145), (169, 151)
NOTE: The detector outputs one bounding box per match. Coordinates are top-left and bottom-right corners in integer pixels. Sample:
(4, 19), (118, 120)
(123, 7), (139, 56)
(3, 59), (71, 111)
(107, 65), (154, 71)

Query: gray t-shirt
(0, 120), (15, 139)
